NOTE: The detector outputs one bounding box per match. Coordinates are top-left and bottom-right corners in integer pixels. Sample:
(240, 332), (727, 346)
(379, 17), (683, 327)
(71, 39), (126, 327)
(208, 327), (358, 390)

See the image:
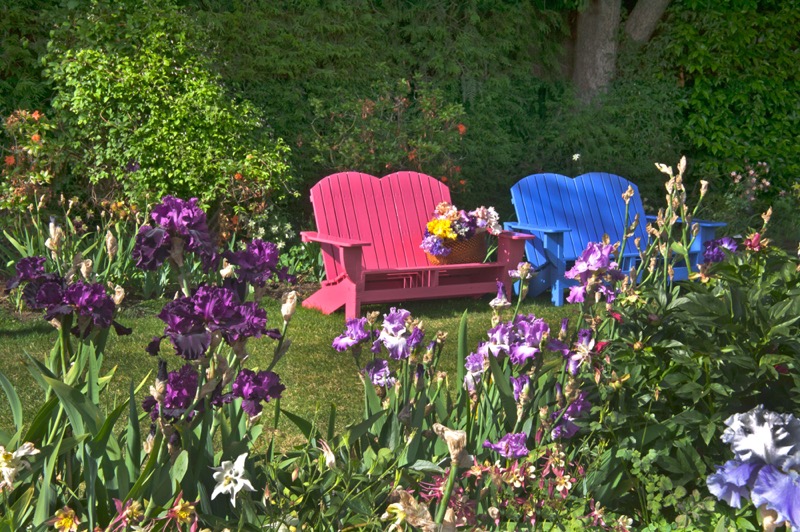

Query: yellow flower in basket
(427, 218), (457, 240)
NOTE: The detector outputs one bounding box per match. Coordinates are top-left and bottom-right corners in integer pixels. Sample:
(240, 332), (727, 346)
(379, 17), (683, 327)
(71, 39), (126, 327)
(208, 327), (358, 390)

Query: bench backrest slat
(511, 172), (648, 261)
(310, 171), (451, 275)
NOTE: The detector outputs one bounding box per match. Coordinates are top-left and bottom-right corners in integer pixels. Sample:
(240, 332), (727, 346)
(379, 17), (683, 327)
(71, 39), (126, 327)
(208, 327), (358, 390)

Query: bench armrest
(496, 230), (536, 241)
(301, 231), (371, 248)
(504, 221), (571, 234)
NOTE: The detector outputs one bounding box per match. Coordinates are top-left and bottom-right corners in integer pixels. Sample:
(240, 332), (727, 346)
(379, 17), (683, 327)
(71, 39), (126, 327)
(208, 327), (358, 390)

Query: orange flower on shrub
(456, 123), (467, 136)
(31, 110), (42, 121)
(234, 172), (243, 181)
(31, 134), (41, 143)
(441, 176), (448, 183)
(4, 155), (14, 166)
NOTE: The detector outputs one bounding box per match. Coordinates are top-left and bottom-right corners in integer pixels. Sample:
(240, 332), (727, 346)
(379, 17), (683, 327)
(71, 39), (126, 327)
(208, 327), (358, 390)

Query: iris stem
(434, 461), (459, 524)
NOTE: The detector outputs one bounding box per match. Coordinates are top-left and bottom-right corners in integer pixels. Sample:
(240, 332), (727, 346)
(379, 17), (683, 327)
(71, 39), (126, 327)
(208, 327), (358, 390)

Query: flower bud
(281, 291), (297, 323)
(105, 230), (118, 259)
(621, 185), (634, 204)
(699, 180), (709, 198)
(219, 259), (235, 279)
(80, 259), (93, 280)
(112, 285), (125, 306)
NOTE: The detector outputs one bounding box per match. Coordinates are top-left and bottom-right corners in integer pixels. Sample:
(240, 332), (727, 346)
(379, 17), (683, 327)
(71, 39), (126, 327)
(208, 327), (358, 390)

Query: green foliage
(310, 76), (467, 182)
(572, 160), (800, 526)
(42, 0), (294, 210)
(665, 0), (800, 191)
(0, 0), (57, 115)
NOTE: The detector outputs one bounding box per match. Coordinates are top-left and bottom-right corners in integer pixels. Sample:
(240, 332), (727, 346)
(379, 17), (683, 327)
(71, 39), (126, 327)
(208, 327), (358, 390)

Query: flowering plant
(420, 201), (501, 257)
(327, 267), (639, 529)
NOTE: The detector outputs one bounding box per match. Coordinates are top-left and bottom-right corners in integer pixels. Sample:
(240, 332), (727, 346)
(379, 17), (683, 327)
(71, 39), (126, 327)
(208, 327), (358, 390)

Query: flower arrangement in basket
(420, 202), (501, 265)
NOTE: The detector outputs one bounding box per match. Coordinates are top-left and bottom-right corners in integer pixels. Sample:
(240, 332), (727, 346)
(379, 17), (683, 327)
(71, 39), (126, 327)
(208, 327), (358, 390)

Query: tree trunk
(625, 0), (671, 43)
(572, 0), (621, 103)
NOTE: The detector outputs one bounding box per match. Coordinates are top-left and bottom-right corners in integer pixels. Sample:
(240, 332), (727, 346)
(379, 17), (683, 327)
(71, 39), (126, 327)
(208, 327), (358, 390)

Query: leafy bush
(665, 0), (800, 191)
(42, 0), (294, 211)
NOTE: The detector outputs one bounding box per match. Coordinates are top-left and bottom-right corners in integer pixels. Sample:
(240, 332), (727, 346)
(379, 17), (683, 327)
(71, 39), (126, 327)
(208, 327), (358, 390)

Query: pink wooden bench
(301, 171), (533, 319)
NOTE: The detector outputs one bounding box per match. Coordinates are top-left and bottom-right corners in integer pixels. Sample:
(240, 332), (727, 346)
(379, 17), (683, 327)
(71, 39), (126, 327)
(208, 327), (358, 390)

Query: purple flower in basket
(332, 317), (370, 352)
(232, 369), (285, 416)
(703, 237), (738, 263)
(420, 234), (452, 257)
(364, 358), (396, 387)
(483, 432), (530, 459)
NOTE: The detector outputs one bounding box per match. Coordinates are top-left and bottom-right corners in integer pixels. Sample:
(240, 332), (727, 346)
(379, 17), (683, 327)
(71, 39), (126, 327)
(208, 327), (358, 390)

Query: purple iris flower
(364, 358), (396, 387)
(407, 327), (425, 351)
(164, 364), (198, 412)
(26, 275), (65, 310)
(483, 432), (529, 459)
(706, 460), (761, 509)
(133, 196), (217, 271)
(477, 322), (514, 358)
(703, 237), (738, 263)
(377, 309), (418, 360)
(143, 364), (199, 420)
(565, 391), (591, 418)
(223, 239), (280, 290)
(465, 351), (487, 376)
(232, 369), (285, 416)
(226, 302), (268, 342)
(4, 256), (46, 292)
(158, 297), (211, 360)
(509, 317), (549, 365)
(751, 466), (800, 527)
(722, 405), (800, 470)
(154, 286), (269, 360)
(565, 242), (616, 283)
(551, 415), (580, 440)
(332, 317), (370, 352)
(131, 225), (171, 271)
(510, 375), (530, 402)
(63, 282), (116, 329)
(566, 285), (586, 304)
(382, 308), (411, 336)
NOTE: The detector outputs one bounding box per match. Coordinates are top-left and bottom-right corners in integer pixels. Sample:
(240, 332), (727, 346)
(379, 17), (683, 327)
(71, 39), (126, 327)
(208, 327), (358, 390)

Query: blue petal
(706, 460), (761, 508)
(751, 465), (800, 528)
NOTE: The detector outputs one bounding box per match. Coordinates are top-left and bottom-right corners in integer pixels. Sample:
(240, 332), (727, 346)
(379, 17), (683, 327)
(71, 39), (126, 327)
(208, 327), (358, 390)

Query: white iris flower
(211, 453), (255, 507)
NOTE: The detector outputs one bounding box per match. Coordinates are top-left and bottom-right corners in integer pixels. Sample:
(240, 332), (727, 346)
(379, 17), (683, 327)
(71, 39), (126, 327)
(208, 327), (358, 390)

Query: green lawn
(0, 292), (575, 448)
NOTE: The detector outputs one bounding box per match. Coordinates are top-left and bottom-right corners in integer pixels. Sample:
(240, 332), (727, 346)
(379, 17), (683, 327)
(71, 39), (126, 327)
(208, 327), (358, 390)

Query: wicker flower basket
(426, 233), (487, 265)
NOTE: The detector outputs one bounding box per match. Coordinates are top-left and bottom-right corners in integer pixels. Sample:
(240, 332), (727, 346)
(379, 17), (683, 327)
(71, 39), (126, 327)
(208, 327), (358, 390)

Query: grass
(0, 291), (575, 449)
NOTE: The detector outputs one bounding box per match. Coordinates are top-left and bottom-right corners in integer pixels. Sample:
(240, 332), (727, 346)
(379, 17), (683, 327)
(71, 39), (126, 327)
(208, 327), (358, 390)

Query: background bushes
(1, 0), (798, 240)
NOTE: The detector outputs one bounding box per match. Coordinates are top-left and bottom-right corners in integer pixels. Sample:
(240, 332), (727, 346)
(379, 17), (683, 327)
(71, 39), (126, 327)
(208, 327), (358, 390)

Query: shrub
(42, 0), (294, 212)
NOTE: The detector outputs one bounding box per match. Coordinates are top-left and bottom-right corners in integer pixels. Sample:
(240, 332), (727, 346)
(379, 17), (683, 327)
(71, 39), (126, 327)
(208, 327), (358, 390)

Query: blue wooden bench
(504, 172), (725, 306)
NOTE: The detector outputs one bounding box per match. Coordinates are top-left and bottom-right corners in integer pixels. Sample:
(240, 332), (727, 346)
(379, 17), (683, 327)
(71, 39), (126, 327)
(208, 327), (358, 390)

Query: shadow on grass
(0, 323), (54, 337)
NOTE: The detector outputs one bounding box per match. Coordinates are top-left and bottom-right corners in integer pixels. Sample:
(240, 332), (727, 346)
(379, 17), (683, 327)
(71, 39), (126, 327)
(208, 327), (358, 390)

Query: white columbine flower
(0, 442), (40, 491)
(211, 453), (255, 507)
